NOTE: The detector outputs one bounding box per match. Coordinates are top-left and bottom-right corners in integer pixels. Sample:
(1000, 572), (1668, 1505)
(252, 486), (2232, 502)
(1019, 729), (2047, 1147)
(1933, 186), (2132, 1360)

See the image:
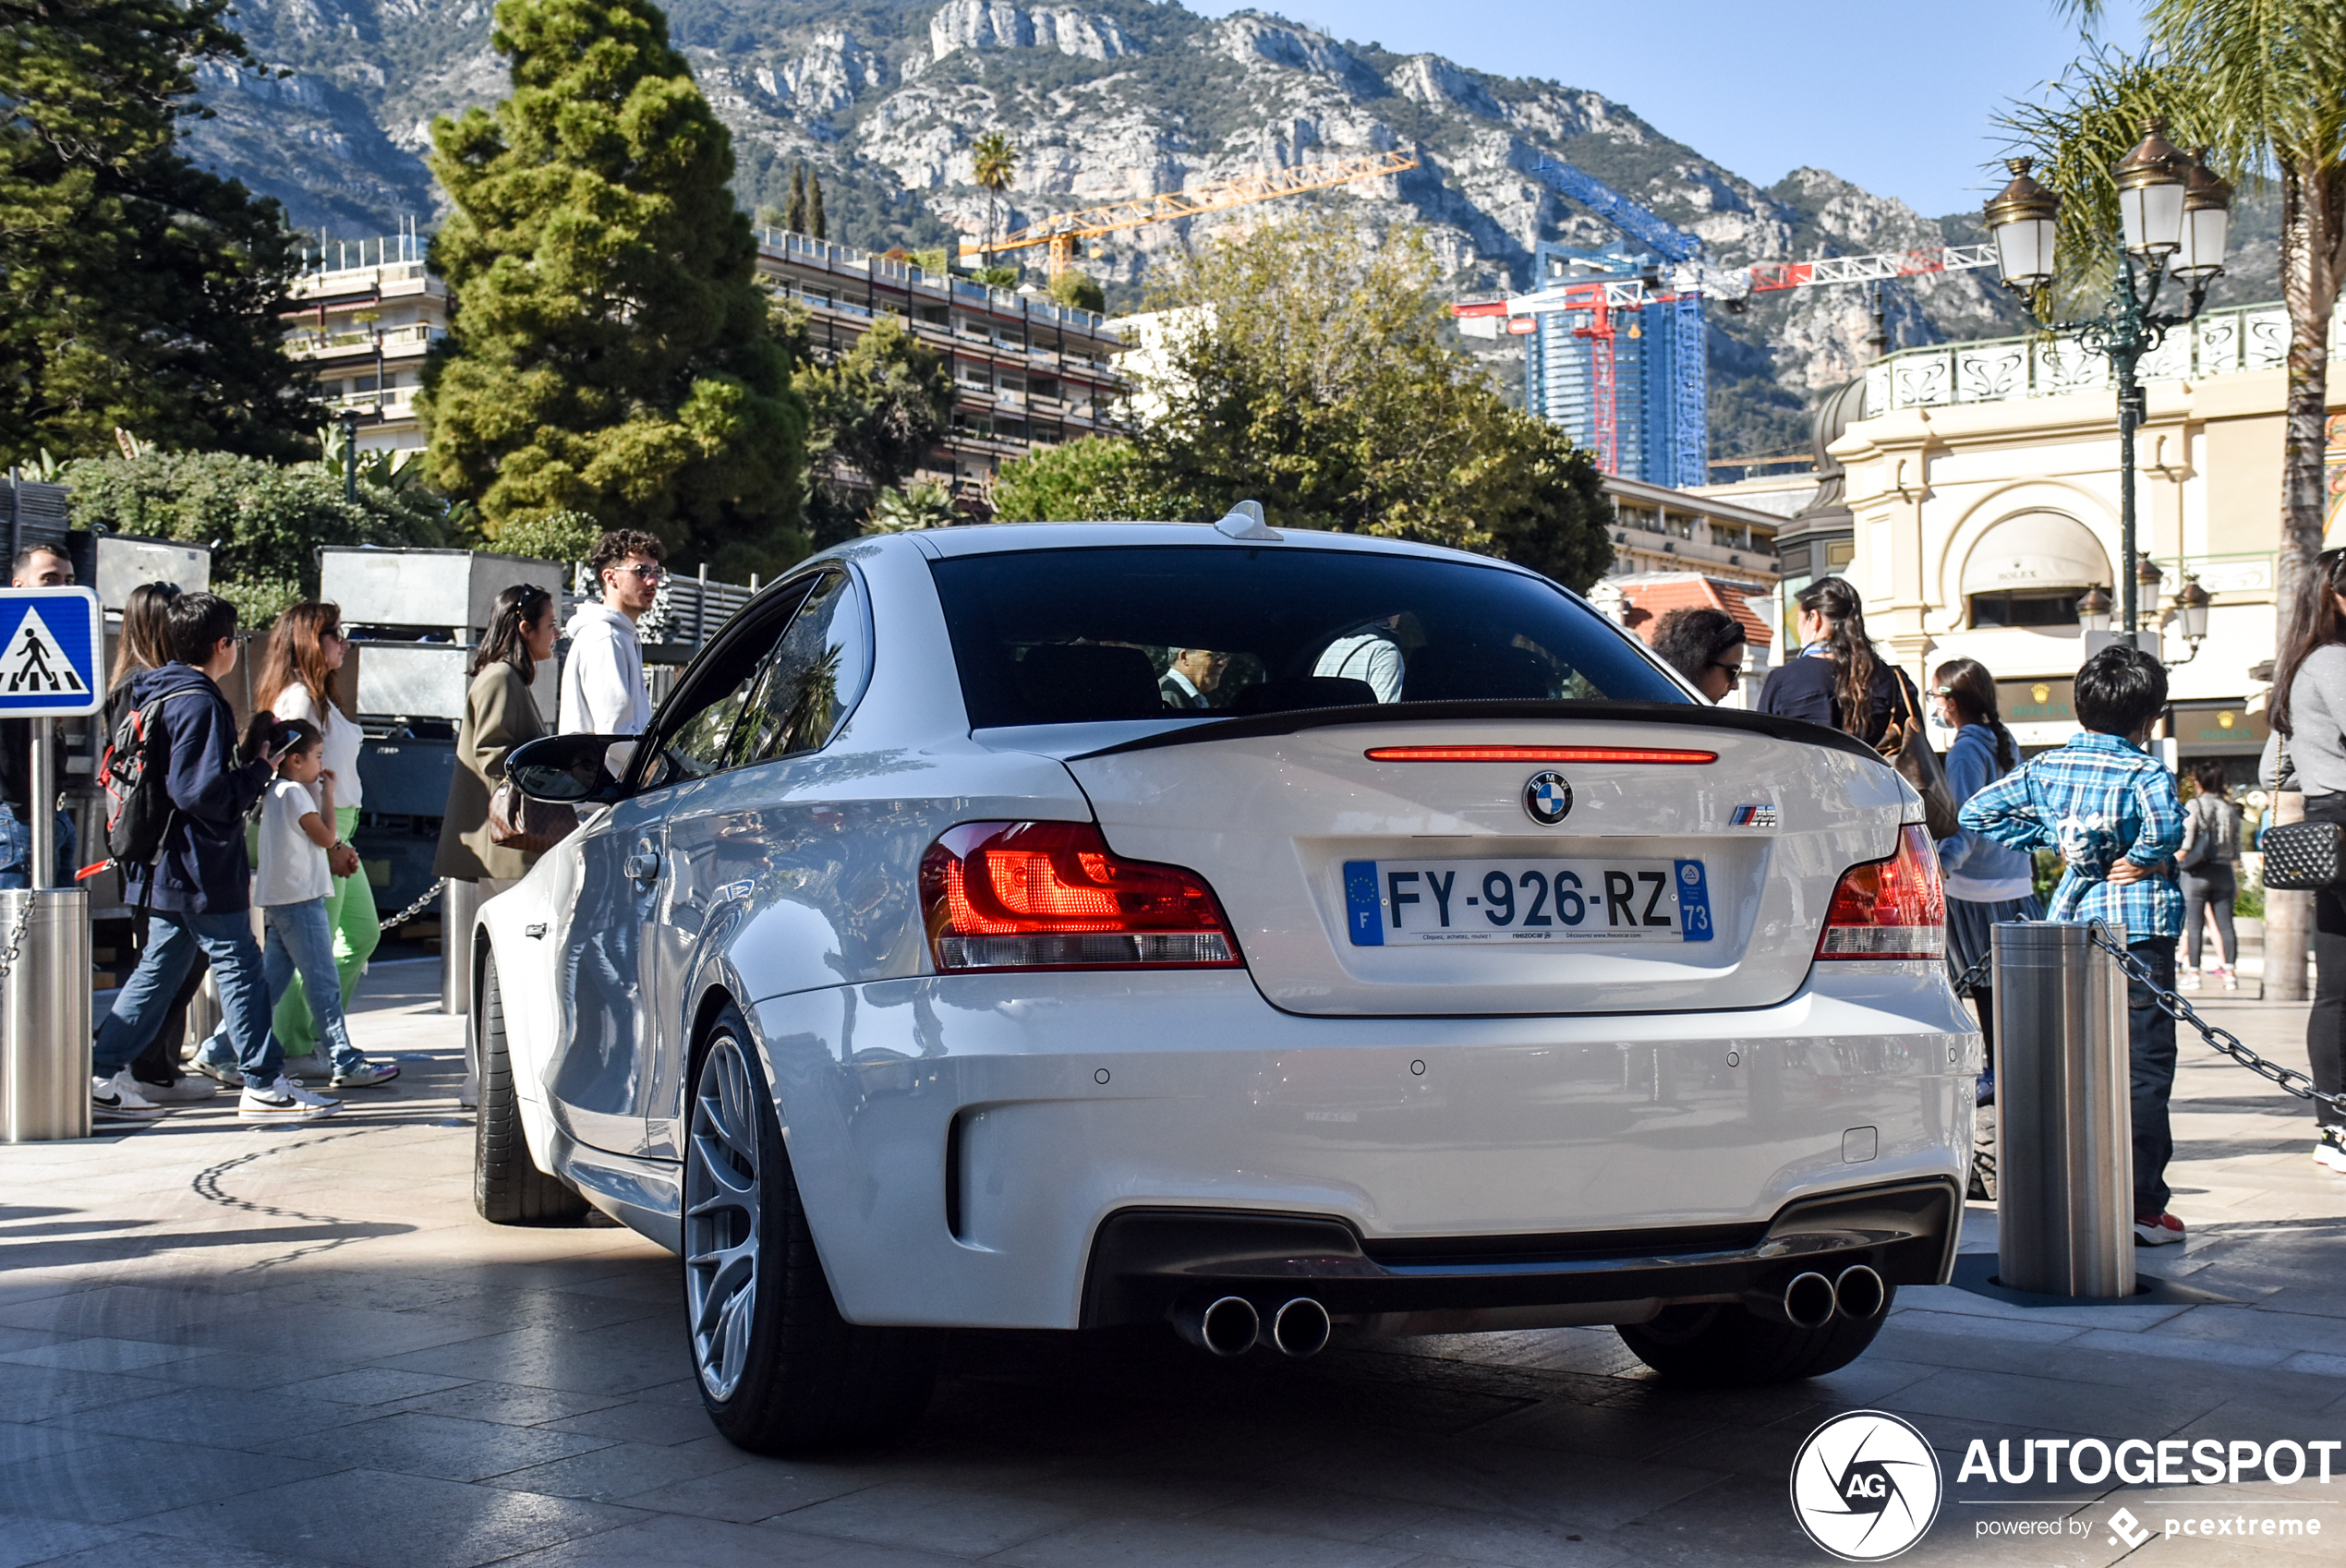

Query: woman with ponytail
(1930, 656), (2039, 1102)
(1758, 576), (1921, 746)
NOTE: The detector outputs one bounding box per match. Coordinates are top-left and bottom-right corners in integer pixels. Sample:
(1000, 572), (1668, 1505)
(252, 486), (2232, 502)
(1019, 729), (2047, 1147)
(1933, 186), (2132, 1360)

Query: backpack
(99, 686), (201, 872)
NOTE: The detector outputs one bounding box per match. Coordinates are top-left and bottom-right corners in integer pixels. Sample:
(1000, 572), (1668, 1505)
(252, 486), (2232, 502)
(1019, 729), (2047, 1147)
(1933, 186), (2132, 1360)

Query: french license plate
(1342, 858), (1712, 946)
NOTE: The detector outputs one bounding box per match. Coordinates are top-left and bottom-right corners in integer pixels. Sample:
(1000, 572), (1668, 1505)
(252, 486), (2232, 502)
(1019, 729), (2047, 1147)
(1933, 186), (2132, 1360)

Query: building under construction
(1521, 242), (1705, 491)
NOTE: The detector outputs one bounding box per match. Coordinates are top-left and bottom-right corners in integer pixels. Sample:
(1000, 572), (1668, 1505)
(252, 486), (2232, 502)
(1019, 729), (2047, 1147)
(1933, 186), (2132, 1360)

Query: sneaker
(238, 1076), (342, 1123)
(132, 1075), (220, 1103)
(329, 1059), (400, 1089)
(2219, 967), (2242, 991)
(91, 1070), (165, 1123)
(2134, 1212), (2187, 1247)
(2316, 1129), (2346, 1175)
(188, 1050), (243, 1087)
(2179, 967), (2202, 991)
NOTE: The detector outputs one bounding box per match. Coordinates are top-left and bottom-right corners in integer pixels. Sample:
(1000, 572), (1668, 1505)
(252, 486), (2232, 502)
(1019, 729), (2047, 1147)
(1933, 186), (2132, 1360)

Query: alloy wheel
(684, 1031), (763, 1400)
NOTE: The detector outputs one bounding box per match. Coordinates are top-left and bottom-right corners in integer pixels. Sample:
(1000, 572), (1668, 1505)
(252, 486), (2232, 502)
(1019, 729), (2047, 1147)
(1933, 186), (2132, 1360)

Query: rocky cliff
(190, 0), (2268, 463)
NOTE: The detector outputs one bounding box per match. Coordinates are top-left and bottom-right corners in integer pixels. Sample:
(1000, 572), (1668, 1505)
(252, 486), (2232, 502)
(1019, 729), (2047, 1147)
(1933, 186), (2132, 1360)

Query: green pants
(272, 804), (382, 1056)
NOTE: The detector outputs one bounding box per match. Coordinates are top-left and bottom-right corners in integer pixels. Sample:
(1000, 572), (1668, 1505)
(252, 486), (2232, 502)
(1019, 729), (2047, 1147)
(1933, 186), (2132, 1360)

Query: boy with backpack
(91, 594), (342, 1124)
(1958, 644), (2187, 1247)
(187, 719), (397, 1090)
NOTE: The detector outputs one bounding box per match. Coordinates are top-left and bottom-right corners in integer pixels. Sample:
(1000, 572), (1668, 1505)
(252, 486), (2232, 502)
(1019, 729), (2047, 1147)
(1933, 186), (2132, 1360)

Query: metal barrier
(441, 878), (478, 1016)
(1991, 922), (2135, 1299)
(1, 887), (91, 1141)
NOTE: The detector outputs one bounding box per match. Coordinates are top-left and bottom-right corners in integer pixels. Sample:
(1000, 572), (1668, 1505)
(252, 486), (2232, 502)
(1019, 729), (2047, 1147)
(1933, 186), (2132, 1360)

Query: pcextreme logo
(1789, 1411), (1945, 1562)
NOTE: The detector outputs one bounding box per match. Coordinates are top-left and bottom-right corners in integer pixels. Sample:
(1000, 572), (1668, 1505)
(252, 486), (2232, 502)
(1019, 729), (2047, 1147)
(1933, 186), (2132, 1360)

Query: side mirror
(509, 733), (635, 805)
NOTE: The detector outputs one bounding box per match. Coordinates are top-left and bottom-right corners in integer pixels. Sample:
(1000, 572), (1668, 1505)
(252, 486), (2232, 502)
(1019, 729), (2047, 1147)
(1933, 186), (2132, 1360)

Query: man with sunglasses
(559, 529), (665, 736)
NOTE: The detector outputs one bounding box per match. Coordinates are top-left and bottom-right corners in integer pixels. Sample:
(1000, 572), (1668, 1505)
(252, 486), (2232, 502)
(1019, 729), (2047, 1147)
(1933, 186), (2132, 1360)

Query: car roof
(893, 520), (1542, 578)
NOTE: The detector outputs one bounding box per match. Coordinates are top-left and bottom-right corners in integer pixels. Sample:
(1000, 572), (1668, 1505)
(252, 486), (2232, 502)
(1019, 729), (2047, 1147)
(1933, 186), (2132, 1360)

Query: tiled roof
(1614, 574), (1776, 648)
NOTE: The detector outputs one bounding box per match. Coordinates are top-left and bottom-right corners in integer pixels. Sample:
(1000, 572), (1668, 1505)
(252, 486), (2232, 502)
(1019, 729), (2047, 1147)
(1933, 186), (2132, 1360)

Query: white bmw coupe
(478, 513), (1977, 1453)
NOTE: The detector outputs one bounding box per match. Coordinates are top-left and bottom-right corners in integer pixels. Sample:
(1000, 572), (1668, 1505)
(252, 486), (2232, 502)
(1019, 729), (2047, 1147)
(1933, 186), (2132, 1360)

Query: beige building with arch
(1830, 299), (2346, 770)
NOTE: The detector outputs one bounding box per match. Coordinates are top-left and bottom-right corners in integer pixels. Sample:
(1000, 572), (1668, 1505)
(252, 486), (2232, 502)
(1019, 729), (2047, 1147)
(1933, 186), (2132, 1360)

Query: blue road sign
(0, 588), (103, 717)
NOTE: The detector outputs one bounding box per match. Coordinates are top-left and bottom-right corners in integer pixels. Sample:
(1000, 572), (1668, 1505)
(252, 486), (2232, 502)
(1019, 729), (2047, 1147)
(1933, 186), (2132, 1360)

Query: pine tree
(0, 0), (320, 462)
(785, 163), (808, 235)
(418, 0), (807, 573)
(808, 172), (827, 241)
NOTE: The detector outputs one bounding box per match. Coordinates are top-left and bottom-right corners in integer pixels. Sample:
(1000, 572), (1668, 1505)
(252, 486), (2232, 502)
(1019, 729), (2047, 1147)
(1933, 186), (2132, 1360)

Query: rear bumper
(1081, 1177), (1961, 1331)
(748, 962), (1978, 1330)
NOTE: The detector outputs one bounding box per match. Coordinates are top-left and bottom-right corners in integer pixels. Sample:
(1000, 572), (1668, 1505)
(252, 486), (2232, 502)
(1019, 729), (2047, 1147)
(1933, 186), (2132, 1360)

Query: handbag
(2258, 820), (2344, 890)
(1877, 672), (1961, 841)
(488, 776), (577, 856)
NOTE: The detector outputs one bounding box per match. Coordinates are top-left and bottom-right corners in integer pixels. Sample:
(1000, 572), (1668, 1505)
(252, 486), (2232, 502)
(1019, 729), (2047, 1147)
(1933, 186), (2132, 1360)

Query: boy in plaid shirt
(1959, 644), (2187, 1248)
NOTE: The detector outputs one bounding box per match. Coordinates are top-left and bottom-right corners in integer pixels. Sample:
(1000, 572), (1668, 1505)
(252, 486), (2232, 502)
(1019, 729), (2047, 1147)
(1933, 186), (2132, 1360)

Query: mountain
(188, 0), (2277, 464)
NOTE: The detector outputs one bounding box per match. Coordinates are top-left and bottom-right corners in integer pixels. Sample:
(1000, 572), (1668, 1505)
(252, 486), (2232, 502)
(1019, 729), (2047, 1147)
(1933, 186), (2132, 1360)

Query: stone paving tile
(249, 1409), (618, 1484)
(0, 1511), (127, 1568)
(0, 1363), (170, 1422)
(992, 1514), (1425, 1568)
(32, 1533), (324, 1568)
(270, 1367), (474, 1406)
(0, 1334), (222, 1374)
(45, 1383), (380, 1453)
(382, 1378), (635, 1429)
(481, 1434), (752, 1505)
(613, 1455), (896, 1525)
(0, 1431), (338, 1526)
(487, 1511), (889, 1566)
(136, 1468), (651, 1568)
(539, 1396), (734, 1448)
(1191, 1483), (1448, 1544)
(774, 1478), (1089, 1556)
(1364, 1503), (1639, 1568)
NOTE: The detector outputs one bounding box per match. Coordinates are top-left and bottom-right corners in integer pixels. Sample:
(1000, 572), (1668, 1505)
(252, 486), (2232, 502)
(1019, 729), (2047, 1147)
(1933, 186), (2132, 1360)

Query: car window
(728, 570), (872, 765)
(637, 577), (816, 789)
(929, 546), (1687, 728)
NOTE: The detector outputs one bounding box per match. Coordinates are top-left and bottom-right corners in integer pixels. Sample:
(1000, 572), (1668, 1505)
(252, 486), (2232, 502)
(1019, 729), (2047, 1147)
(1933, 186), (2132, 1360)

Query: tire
(684, 1007), (937, 1453)
(1614, 1289), (1896, 1384)
(474, 950), (591, 1225)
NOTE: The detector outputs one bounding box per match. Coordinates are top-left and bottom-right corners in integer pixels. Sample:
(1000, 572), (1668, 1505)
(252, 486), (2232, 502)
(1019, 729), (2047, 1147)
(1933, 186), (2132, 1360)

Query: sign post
(0, 587), (102, 1142)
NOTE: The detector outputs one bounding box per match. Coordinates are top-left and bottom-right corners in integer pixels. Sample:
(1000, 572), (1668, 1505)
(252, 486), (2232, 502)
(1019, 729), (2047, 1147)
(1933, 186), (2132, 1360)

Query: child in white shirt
(254, 721), (397, 1089)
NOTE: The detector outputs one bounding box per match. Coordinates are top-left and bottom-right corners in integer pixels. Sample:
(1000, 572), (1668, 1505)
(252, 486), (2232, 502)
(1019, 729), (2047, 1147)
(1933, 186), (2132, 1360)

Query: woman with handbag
(253, 603), (375, 1066)
(435, 584), (564, 897)
(2258, 546), (2346, 1175)
(1930, 657), (2040, 1104)
(1759, 577), (1957, 836)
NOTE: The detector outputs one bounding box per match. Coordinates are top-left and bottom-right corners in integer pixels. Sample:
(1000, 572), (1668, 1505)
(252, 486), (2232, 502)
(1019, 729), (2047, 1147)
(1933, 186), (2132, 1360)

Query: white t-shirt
(256, 778), (333, 907)
(269, 685), (363, 812)
(1314, 632), (1405, 702)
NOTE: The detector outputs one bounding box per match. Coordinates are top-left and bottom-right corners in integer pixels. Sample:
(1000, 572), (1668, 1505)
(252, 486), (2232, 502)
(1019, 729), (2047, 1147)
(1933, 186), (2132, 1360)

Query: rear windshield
(930, 545), (1687, 728)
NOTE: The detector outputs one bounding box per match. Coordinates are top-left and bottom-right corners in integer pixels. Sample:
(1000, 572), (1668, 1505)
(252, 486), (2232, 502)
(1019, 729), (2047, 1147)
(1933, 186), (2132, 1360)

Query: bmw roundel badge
(1523, 770), (1573, 826)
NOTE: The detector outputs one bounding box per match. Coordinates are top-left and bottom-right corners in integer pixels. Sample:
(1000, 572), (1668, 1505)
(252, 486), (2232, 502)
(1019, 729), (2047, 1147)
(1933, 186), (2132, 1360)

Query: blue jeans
(0, 806), (75, 890)
(260, 900), (358, 1072)
(94, 911), (277, 1089)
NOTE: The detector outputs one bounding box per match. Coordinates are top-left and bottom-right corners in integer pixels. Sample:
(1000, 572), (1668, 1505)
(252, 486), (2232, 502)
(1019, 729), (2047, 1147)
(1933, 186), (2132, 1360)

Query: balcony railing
(286, 323), (443, 359)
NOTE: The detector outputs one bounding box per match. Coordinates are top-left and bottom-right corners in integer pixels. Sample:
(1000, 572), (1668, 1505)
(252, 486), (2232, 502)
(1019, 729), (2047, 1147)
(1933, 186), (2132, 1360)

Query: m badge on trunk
(1522, 771), (1573, 825)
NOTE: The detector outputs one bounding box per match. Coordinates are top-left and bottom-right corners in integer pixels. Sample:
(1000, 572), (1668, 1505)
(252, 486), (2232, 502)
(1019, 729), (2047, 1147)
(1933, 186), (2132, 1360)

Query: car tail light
(1363, 745), (1716, 765)
(920, 821), (1244, 971)
(1816, 824), (1946, 959)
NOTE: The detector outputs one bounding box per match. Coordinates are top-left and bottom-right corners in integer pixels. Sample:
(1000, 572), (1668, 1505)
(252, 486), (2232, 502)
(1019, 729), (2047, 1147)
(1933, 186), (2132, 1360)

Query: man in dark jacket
(89, 594), (341, 1124)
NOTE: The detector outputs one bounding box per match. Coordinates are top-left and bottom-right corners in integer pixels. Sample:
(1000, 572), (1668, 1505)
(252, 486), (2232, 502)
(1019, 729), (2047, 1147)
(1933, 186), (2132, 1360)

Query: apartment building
(282, 230), (1131, 492)
(1601, 474), (1783, 589)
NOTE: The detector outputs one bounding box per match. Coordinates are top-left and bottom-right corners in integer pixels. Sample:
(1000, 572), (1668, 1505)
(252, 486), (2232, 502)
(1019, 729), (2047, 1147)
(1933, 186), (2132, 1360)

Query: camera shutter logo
(1523, 771), (1573, 825)
(1788, 1410), (1942, 1562)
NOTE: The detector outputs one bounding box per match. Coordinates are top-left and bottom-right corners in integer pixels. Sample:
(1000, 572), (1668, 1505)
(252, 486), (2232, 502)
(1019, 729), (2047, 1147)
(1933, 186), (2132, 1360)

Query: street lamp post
(1984, 126), (2231, 639)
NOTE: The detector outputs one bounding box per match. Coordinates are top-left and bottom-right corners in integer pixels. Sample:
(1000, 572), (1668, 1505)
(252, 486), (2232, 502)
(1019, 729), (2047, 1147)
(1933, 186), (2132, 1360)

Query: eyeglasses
(321, 626), (346, 643)
(1711, 661), (1742, 685)
(611, 563), (664, 584)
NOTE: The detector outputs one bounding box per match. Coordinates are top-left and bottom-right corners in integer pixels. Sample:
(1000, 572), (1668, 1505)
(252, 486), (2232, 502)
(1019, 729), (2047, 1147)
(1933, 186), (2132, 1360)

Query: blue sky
(1193, 1), (2144, 220)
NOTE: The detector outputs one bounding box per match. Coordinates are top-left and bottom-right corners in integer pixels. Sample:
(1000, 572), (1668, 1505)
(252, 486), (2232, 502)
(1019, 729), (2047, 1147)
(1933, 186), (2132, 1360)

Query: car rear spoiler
(1069, 699), (1888, 765)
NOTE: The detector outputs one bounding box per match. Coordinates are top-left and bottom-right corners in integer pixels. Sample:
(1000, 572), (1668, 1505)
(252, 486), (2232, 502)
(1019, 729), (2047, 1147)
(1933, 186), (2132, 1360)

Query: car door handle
(624, 850), (660, 882)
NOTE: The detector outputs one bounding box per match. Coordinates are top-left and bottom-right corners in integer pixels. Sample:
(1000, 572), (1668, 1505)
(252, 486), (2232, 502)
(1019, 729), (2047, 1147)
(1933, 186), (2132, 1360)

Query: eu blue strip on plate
(1673, 860), (1712, 942)
(1342, 860), (1383, 946)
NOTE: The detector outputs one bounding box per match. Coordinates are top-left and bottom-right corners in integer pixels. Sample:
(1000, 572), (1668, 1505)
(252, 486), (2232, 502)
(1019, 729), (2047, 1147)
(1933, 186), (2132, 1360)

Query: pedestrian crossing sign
(0, 588), (103, 716)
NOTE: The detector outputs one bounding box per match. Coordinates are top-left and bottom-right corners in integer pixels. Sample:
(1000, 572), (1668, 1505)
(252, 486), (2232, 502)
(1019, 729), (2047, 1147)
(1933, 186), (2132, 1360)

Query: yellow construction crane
(961, 150), (1421, 278)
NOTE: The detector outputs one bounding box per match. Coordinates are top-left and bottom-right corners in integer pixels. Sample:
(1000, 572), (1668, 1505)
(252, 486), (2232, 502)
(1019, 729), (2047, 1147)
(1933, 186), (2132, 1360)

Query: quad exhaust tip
(1834, 1264), (1886, 1322)
(1271, 1297), (1332, 1357)
(1176, 1296), (1261, 1357)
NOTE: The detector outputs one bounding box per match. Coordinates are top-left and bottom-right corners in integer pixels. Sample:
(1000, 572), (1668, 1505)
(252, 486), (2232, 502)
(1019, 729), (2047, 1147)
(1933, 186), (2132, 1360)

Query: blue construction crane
(1517, 155), (1709, 489)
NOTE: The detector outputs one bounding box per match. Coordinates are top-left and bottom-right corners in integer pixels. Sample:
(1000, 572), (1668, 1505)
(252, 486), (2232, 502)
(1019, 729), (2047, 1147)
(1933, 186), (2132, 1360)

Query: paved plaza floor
(4, 959), (2344, 1567)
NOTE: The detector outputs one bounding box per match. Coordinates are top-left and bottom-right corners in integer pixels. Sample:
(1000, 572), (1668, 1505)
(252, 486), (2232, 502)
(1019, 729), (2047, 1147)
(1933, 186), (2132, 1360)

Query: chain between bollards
(2083, 921), (2346, 1117)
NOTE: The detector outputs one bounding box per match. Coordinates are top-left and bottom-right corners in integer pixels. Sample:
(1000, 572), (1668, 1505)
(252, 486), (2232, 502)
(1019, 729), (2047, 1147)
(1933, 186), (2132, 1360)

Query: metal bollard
(1992, 921), (2135, 1299)
(441, 877), (480, 1016)
(2, 887), (92, 1141)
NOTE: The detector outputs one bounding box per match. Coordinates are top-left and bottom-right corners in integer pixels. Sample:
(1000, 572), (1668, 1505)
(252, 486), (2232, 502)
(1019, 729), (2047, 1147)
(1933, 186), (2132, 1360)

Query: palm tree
(971, 131), (1020, 256)
(2051, 1), (2346, 635)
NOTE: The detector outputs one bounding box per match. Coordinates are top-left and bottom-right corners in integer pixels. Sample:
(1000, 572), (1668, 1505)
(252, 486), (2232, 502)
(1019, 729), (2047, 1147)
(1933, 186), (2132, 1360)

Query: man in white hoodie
(559, 529), (664, 735)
